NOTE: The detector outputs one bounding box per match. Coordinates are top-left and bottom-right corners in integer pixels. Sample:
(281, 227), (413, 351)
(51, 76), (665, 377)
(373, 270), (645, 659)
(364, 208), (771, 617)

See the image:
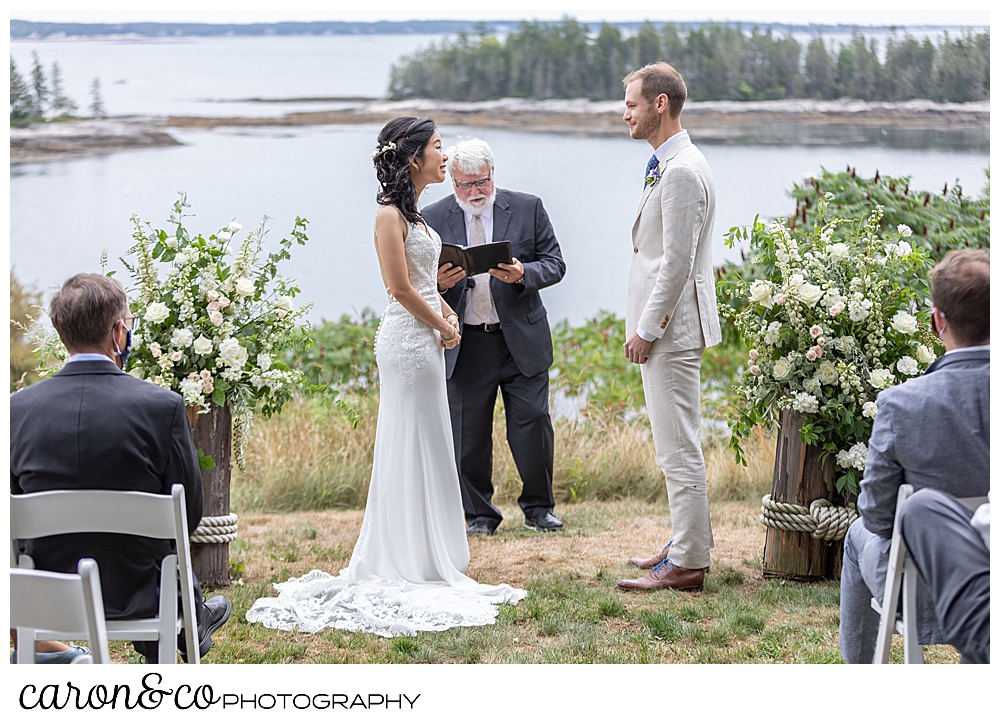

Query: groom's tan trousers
(640, 345), (714, 570)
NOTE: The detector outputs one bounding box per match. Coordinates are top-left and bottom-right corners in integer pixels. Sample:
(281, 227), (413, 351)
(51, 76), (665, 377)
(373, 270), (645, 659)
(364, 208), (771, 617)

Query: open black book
(438, 241), (513, 277)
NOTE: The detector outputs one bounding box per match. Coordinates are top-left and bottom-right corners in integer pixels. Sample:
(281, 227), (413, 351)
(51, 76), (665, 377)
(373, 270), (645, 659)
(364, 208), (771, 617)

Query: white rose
(797, 283), (824, 308)
(219, 338), (249, 368)
(218, 231), (232, 242)
(164, 238), (178, 250)
(145, 302), (170, 324)
(235, 278), (255, 297)
(817, 361), (839, 385)
(257, 353), (272, 371)
(228, 221), (242, 233)
(748, 279), (774, 309)
(171, 328), (195, 349)
(891, 311), (919, 335)
(896, 355), (919, 377)
(772, 357), (791, 380)
(869, 368), (894, 389)
(276, 295), (294, 312)
(915, 344), (937, 365)
(895, 241), (912, 257)
(897, 224), (913, 237)
(862, 401), (878, 419)
(193, 335), (213, 356)
(828, 243), (849, 260)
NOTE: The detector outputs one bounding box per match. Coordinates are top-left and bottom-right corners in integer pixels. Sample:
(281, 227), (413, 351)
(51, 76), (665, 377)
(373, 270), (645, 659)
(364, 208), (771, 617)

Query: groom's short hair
(50, 273), (128, 352)
(623, 63), (687, 119)
(931, 249), (990, 346)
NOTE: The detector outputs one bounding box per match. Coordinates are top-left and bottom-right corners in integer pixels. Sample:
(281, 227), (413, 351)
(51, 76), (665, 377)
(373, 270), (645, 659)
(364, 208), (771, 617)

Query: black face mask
(114, 324), (133, 369)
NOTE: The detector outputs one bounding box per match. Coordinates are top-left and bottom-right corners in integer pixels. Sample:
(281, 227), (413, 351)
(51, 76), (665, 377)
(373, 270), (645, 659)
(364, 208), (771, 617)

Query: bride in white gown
(246, 117), (525, 637)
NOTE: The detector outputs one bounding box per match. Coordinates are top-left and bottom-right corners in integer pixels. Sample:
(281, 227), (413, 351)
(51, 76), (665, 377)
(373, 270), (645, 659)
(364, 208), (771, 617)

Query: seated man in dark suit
(839, 250), (990, 663)
(10, 273), (231, 663)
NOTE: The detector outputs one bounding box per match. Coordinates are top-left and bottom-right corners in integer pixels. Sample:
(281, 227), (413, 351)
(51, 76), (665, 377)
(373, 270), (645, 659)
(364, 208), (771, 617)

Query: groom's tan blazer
(626, 132), (721, 351)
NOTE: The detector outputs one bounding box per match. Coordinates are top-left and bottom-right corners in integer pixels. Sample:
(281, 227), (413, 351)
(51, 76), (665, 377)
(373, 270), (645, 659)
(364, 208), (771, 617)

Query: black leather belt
(464, 323), (502, 333)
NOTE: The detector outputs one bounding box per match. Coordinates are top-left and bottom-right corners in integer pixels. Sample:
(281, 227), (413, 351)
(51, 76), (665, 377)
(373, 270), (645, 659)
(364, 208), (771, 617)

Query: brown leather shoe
(627, 540), (673, 569)
(617, 560), (705, 592)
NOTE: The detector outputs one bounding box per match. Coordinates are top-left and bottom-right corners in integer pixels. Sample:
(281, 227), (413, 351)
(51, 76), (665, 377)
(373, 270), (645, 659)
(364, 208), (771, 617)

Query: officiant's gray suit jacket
(422, 188), (566, 379)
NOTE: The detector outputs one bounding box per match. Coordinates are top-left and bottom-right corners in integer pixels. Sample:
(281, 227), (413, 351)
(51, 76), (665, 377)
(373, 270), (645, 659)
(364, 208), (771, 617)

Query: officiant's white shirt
(462, 204), (501, 325)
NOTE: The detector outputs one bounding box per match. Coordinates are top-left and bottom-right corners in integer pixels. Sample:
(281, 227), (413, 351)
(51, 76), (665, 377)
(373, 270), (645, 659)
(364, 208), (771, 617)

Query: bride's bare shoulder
(374, 205), (408, 243)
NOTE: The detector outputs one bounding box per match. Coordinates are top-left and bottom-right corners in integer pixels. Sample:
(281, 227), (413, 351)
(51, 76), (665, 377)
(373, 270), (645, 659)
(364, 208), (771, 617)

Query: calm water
(10, 125), (989, 325)
(10, 35), (990, 324)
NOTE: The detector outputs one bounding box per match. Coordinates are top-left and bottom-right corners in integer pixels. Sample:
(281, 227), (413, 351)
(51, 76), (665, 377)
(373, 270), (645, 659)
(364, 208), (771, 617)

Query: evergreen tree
(804, 36), (837, 99)
(89, 77), (106, 117)
(29, 50), (49, 117)
(10, 57), (37, 126)
(49, 61), (78, 116)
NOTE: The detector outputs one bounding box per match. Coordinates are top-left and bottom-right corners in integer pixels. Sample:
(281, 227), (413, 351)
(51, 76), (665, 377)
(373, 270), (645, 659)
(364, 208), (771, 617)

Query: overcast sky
(8, 0), (990, 26)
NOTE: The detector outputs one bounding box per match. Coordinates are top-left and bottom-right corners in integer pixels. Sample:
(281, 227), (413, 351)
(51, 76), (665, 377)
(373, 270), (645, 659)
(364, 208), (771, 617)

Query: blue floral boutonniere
(644, 165), (662, 188)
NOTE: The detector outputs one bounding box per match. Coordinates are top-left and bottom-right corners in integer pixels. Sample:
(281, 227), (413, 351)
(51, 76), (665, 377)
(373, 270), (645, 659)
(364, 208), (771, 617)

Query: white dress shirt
(637, 130), (690, 343)
(67, 353), (116, 364)
(462, 204), (501, 325)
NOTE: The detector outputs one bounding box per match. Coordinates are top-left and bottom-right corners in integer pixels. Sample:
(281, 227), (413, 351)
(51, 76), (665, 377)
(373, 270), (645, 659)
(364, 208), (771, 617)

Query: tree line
(388, 20), (990, 103)
(10, 51), (106, 126)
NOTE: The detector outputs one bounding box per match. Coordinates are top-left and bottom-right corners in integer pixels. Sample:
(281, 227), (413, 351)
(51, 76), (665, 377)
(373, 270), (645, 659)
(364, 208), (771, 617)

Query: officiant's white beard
(455, 185), (497, 216)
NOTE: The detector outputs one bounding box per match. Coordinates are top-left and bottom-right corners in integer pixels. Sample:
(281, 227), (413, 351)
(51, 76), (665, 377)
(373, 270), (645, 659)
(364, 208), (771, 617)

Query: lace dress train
(246, 221), (525, 637)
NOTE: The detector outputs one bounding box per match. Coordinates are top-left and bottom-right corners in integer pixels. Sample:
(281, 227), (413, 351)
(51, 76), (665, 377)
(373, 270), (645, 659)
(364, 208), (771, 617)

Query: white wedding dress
(246, 219), (525, 637)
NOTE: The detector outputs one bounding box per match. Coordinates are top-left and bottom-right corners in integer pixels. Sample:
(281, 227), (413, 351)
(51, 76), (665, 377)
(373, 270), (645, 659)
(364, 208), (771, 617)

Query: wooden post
(187, 404), (232, 588)
(762, 409), (844, 581)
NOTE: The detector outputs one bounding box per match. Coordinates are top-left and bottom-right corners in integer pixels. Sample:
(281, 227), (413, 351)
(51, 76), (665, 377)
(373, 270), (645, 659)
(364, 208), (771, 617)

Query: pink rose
(774, 293), (785, 305)
(200, 370), (212, 380)
(218, 296), (231, 308)
(805, 349), (818, 361)
(201, 378), (214, 394)
(829, 302), (845, 316)
(811, 345), (823, 358)
(150, 342), (161, 357)
(809, 325), (823, 338)
(170, 350), (183, 362)
(817, 337), (826, 345)
(210, 311), (224, 326)
(207, 291), (220, 301)
(207, 301), (221, 312)
(750, 364), (762, 376)
(749, 349), (760, 360)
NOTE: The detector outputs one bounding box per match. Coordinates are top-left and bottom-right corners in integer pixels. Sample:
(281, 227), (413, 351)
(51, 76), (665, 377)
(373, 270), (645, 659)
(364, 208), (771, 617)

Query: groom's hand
(624, 333), (653, 365)
(438, 263), (466, 291)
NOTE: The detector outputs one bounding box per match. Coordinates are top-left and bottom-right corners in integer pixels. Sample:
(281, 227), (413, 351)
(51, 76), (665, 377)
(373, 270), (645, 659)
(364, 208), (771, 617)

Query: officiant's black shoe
(524, 511), (563, 531)
(467, 520), (498, 537)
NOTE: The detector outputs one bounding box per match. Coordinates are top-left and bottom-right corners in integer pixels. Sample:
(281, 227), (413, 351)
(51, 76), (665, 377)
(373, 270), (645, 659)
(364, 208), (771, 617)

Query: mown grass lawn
(107, 499), (958, 665)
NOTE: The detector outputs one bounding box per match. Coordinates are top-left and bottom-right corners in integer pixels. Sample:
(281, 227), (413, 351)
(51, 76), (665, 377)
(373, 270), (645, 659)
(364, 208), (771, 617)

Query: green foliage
(389, 20), (990, 102)
(288, 309), (380, 392)
(10, 57), (37, 126)
(9, 272), (43, 390)
(550, 311), (643, 417)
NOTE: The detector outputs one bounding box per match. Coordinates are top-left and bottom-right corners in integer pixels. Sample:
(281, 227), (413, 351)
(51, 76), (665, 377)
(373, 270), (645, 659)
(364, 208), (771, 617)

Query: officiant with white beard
(422, 139), (566, 536)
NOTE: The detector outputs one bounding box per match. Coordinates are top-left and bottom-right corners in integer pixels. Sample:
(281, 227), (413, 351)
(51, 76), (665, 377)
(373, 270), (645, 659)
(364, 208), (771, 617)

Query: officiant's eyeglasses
(454, 174), (492, 190)
(125, 316), (141, 332)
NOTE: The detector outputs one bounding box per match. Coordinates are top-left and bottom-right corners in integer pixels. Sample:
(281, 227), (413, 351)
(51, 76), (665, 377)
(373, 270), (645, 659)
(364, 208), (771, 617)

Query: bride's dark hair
(373, 116), (437, 225)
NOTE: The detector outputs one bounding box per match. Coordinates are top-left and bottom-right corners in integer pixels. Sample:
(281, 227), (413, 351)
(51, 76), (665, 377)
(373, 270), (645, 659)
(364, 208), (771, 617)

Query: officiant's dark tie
(469, 215), (493, 320)
(645, 154), (659, 184)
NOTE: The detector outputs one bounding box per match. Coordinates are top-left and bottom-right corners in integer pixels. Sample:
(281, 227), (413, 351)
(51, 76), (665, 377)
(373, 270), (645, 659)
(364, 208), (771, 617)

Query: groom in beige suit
(617, 63), (722, 592)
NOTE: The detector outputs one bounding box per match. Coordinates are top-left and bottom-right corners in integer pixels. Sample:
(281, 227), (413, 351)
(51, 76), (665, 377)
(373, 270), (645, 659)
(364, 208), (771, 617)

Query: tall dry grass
(232, 397), (775, 512)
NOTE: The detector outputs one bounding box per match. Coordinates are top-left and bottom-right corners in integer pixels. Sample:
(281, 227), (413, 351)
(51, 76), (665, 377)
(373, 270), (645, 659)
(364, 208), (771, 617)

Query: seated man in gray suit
(422, 138), (566, 535)
(10, 273), (231, 663)
(839, 249), (990, 663)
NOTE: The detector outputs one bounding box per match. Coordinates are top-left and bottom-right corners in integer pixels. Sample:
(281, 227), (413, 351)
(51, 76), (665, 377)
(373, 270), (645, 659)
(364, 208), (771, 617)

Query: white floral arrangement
(723, 198), (940, 496)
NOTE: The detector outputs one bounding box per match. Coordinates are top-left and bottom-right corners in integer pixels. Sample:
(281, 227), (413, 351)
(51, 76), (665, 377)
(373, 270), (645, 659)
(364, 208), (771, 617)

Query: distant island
(9, 19), (988, 39)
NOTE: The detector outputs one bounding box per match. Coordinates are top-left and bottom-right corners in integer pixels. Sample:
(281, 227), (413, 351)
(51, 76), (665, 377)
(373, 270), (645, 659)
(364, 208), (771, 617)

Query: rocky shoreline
(11, 99), (990, 163)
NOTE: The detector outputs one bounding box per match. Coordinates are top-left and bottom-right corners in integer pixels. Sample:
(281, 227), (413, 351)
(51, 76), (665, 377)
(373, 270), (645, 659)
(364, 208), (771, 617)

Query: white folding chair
(10, 485), (201, 664)
(11, 558), (110, 664)
(872, 484), (989, 664)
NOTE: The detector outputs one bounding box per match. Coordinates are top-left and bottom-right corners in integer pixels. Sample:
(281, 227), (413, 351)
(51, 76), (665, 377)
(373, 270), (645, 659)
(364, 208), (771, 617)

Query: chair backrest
(10, 485), (200, 664)
(11, 559), (111, 664)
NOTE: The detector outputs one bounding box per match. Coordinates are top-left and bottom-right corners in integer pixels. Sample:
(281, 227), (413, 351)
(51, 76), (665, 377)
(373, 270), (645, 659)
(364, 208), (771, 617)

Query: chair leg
(901, 560), (924, 664)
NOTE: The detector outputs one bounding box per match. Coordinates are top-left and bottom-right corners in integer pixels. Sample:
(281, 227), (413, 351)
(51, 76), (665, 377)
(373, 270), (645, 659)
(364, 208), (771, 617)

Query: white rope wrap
(190, 513), (238, 544)
(759, 495), (858, 541)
